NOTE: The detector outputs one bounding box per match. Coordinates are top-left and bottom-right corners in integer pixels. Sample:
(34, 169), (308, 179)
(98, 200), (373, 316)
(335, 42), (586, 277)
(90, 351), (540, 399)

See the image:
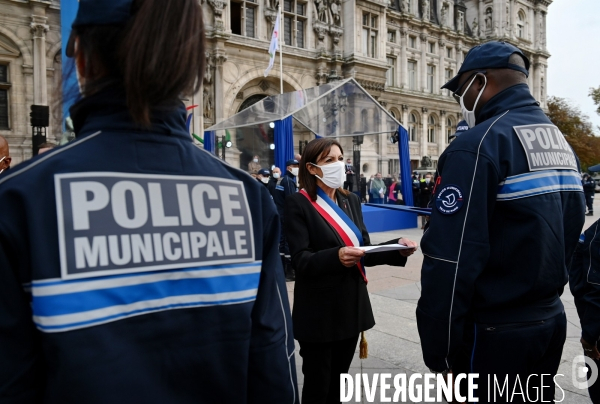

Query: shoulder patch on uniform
(512, 124), (578, 172)
(435, 185), (464, 215)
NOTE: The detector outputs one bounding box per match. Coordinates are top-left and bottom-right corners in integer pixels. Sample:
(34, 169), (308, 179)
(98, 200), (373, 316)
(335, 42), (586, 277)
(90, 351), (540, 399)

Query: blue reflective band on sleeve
(497, 170), (583, 201)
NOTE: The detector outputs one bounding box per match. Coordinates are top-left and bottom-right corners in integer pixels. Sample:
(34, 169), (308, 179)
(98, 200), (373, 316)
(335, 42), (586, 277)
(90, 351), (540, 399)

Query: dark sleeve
(568, 235), (588, 321)
(285, 195), (348, 279)
(568, 221), (600, 344)
(248, 186), (298, 403)
(416, 151), (499, 372)
(0, 227), (43, 403)
(283, 177), (295, 197)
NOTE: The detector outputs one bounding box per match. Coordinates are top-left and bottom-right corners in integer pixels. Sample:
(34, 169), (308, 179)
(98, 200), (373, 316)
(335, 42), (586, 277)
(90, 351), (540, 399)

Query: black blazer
(285, 190), (407, 343)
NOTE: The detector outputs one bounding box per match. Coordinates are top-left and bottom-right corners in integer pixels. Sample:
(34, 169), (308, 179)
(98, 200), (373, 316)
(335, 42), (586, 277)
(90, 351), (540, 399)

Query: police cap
(257, 168), (270, 176)
(286, 159), (299, 167)
(66, 0), (134, 57)
(442, 41), (530, 92)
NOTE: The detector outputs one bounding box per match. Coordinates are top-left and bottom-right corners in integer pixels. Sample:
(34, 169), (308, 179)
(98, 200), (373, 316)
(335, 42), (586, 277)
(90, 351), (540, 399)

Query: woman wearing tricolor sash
(285, 138), (417, 404)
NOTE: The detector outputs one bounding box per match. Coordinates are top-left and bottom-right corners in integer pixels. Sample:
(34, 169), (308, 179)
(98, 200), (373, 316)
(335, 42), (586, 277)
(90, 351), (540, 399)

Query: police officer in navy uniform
(568, 219), (600, 403)
(0, 1), (297, 402)
(448, 119), (469, 142)
(416, 41), (585, 401)
(583, 173), (596, 216)
(271, 159), (299, 281)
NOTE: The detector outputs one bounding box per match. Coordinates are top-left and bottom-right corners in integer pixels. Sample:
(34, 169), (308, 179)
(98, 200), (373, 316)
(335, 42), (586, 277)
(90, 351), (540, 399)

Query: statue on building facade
(268, 0), (278, 9)
(485, 8), (492, 31)
(315, 0), (328, 23)
(203, 87), (213, 119)
(441, 5), (448, 26)
(421, 0), (430, 20)
(457, 11), (464, 32)
(330, 0), (341, 26)
(472, 18), (478, 36)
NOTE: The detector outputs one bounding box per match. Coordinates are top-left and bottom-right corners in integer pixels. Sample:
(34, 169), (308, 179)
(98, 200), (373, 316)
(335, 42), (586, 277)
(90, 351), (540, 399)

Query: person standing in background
(343, 158), (355, 192)
(583, 173), (596, 216)
(369, 173), (385, 204)
(248, 154), (262, 174)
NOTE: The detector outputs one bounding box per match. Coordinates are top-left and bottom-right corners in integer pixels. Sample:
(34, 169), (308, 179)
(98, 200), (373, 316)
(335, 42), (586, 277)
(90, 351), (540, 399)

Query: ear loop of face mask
(459, 74), (487, 128)
(0, 156), (6, 174)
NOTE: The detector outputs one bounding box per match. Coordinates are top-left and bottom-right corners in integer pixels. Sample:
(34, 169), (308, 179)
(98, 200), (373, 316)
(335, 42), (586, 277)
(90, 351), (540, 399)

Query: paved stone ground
(286, 198), (600, 403)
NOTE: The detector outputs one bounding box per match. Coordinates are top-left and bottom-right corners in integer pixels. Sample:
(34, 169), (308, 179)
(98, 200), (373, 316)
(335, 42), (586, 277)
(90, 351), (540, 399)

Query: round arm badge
(435, 185), (464, 215)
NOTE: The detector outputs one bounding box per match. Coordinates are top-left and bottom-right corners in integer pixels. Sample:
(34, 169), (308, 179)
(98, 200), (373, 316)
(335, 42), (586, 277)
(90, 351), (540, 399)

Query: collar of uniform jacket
(475, 83), (539, 126)
(69, 84), (188, 139)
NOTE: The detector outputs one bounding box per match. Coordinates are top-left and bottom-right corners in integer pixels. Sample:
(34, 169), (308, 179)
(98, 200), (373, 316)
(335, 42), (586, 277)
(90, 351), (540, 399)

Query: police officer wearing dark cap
(0, 0), (297, 402)
(271, 159), (299, 280)
(416, 41), (585, 400)
(256, 168), (270, 186)
(448, 120), (469, 142)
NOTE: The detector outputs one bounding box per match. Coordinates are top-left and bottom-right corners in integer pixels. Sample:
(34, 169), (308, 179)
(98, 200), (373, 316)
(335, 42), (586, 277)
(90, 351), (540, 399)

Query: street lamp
(353, 132), (364, 195)
(217, 133), (232, 161)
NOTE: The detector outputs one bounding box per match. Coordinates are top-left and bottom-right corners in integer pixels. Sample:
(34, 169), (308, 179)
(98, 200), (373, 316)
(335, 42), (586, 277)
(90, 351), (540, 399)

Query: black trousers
(299, 335), (359, 404)
(471, 312), (566, 403)
(586, 193), (595, 213)
(587, 357), (600, 403)
(343, 180), (354, 192)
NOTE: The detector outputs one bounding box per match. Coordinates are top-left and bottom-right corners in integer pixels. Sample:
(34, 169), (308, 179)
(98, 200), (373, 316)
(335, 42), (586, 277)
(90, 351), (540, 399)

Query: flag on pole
(264, 11), (281, 77)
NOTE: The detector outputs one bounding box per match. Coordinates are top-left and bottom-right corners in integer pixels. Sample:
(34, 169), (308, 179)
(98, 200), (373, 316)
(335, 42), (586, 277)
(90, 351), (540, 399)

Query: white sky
(547, 0), (600, 133)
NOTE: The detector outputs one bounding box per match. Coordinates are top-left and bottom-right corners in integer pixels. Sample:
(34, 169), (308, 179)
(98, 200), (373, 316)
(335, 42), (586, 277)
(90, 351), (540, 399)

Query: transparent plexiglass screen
(207, 78), (400, 137)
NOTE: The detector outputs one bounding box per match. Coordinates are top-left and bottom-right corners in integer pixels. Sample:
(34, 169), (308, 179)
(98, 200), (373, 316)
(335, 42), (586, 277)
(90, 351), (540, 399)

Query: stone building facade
(202, 0), (551, 175)
(0, 0), (550, 170)
(0, 0), (61, 165)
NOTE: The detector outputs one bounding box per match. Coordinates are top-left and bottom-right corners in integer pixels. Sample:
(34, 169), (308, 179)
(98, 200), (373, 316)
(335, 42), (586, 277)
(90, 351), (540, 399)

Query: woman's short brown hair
(298, 138), (349, 201)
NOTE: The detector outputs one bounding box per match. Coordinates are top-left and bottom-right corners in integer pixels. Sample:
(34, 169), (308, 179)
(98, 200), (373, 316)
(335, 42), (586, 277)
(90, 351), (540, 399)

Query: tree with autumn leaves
(546, 95), (600, 171)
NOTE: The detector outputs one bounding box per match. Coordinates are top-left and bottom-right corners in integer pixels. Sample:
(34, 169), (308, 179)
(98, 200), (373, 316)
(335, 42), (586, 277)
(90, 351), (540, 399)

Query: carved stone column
(438, 39), (445, 96)
(31, 16), (49, 105)
(439, 110), (446, 152)
(419, 33), (427, 92)
(478, 0), (485, 38)
(421, 107), (428, 159)
(532, 62), (541, 102)
(541, 11), (547, 50)
(508, 0), (515, 38)
(212, 51), (227, 125)
(401, 104), (409, 132)
(400, 28), (408, 89)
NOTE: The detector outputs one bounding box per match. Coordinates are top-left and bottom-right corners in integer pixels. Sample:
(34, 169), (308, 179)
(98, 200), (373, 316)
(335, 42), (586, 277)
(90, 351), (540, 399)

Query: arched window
(408, 112), (417, 142)
(446, 117), (455, 143)
(517, 10), (526, 38)
(427, 115), (436, 143)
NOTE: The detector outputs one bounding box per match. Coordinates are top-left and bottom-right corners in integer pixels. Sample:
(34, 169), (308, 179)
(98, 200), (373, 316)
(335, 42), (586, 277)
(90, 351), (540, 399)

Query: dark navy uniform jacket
(271, 170), (297, 217)
(417, 84), (586, 372)
(569, 219), (600, 344)
(583, 177), (596, 195)
(0, 87), (298, 403)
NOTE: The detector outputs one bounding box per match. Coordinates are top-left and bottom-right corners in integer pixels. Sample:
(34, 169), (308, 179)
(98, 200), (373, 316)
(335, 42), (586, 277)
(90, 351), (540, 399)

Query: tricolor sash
(300, 187), (367, 283)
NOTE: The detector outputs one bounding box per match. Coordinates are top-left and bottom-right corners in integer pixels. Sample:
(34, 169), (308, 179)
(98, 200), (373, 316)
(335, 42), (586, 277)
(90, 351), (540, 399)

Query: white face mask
(311, 161), (345, 189)
(273, 173), (280, 179)
(425, 177), (431, 183)
(260, 177), (269, 184)
(253, 158), (258, 163)
(459, 74), (487, 128)
(290, 167), (299, 177)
